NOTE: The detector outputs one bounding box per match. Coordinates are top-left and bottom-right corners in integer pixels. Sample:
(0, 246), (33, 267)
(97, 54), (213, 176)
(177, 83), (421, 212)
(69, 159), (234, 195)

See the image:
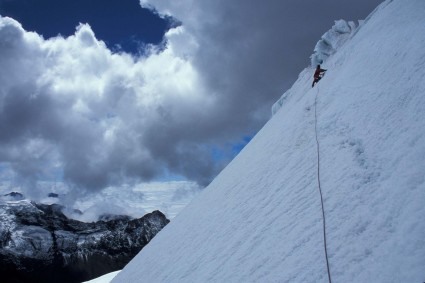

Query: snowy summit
(112, 0), (425, 282)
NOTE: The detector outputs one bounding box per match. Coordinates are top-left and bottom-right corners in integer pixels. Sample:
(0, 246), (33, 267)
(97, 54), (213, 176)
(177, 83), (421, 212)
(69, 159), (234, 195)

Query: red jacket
(314, 67), (326, 79)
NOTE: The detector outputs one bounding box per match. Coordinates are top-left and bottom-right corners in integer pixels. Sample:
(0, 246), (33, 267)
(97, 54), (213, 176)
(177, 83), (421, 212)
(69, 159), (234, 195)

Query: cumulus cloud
(0, 16), (218, 194)
(0, 0), (382, 197)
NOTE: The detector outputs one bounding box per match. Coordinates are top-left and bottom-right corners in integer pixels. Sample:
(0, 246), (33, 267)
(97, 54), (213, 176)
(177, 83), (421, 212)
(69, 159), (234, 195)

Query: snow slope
(83, 271), (120, 283)
(113, 0), (425, 282)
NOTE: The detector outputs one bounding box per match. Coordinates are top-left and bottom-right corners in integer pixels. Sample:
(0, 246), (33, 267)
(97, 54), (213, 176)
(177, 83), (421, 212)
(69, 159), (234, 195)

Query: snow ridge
(310, 19), (357, 67)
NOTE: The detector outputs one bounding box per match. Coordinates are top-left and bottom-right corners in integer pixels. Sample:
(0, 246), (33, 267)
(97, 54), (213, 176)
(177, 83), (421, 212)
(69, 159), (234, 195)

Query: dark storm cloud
(141, 0), (383, 130)
(0, 0), (383, 193)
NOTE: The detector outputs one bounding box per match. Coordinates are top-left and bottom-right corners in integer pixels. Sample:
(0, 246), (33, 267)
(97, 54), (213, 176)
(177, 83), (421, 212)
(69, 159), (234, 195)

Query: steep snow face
(83, 271), (120, 283)
(310, 19), (358, 68)
(113, 0), (425, 282)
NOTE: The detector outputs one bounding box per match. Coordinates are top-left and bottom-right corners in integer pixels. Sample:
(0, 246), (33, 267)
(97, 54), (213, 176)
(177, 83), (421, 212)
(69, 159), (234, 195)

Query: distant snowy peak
(0, 200), (169, 283)
(310, 19), (358, 67)
(2, 191), (25, 201)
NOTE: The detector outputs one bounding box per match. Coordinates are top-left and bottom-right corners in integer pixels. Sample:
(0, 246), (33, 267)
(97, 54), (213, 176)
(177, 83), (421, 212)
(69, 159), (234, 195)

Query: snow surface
(83, 271), (120, 283)
(310, 19), (357, 68)
(112, 0), (425, 282)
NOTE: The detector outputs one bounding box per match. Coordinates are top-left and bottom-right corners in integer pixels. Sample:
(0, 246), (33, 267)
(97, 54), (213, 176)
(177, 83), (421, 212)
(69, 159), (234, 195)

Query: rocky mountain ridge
(0, 198), (169, 283)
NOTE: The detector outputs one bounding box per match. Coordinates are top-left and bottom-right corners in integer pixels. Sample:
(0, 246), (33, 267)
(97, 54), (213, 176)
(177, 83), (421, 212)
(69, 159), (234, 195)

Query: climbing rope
(314, 86), (332, 283)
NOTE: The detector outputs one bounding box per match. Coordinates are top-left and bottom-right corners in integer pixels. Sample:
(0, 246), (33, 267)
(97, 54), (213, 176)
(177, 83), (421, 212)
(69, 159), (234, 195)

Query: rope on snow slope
(314, 86), (332, 283)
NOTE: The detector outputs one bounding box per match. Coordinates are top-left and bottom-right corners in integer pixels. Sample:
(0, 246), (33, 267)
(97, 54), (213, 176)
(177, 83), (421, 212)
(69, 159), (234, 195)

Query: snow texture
(112, 0), (425, 282)
(83, 271), (120, 283)
(310, 19), (357, 68)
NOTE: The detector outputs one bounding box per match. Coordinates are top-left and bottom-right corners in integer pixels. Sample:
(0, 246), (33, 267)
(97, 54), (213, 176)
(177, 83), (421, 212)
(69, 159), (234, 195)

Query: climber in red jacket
(312, 65), (327, 87)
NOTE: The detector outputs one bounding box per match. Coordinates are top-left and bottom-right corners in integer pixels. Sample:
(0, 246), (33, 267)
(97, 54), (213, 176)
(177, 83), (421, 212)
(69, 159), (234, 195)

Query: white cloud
(0, 15), (218, 195)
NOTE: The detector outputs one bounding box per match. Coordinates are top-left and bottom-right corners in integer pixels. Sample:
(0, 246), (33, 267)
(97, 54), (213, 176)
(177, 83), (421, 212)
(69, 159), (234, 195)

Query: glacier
(111, 0), (425, 282)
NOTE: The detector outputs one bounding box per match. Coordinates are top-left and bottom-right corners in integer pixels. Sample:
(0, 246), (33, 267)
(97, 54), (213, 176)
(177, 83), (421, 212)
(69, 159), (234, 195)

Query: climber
(312, 65), (327, 87)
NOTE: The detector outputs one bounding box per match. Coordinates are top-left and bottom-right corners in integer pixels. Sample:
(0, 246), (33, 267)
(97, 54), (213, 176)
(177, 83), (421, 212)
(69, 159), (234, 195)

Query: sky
(0, 0), (383, 202)
(0, 0), (176, 54)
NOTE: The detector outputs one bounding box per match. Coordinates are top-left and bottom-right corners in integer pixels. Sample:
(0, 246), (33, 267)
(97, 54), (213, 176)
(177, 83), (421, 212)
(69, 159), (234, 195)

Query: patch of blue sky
(0, 0), (176, 55)
(211, 135), (253, 163)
